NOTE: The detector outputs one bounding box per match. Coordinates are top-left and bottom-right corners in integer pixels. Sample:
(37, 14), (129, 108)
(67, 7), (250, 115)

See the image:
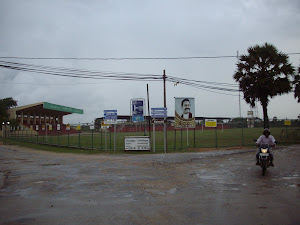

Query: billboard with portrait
(175, 97), (195, 128)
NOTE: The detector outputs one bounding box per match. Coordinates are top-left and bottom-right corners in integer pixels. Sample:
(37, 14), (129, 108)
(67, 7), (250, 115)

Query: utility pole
(237, 51), (241, 118)
(163, 70), (167, 153)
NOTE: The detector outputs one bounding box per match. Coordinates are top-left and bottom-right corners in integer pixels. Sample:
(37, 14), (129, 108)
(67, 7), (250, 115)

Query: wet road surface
(0, 145), (299, 225)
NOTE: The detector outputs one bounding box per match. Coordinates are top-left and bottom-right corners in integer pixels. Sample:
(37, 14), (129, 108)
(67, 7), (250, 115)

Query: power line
(0, 60), (239, 95)
(0, 53), (299, 60)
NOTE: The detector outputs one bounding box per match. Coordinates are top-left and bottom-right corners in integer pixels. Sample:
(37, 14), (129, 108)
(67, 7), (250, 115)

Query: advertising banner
(174, 97), (195, 128)
(132, 99), (144, 122)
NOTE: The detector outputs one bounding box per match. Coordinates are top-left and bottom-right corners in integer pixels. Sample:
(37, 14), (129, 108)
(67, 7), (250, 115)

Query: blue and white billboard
(151, 107), (167, 118)
(104, 109), (117, 124)
(132, 99), (144, 122)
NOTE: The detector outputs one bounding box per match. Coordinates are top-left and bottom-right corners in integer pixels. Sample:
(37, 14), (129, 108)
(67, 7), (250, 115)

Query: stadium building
(7, 102), (83, 135)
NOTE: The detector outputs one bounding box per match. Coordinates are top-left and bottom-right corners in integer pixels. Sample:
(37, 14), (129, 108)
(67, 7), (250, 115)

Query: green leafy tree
(233, 43), (295, 128)
(294, 66), (300, 102)
(0, 97), (18, 124)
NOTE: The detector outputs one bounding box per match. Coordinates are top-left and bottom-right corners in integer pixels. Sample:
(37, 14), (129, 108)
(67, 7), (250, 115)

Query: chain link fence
(1, 118), (300, 152)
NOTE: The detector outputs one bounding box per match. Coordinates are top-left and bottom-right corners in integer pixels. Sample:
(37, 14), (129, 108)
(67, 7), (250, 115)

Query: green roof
(43, 102), (83, 114)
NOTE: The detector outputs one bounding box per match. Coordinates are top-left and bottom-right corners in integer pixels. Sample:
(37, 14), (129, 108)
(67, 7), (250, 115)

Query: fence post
(242, 121), (244, 146)
(101, 129), (103, 150)
(67, 130), (69, 147)
(110, 128), (112, 151)
(174, 129), (176, 151)
(78, 131), (80, 148)
(105, 127), (107, 152)
(215, 127), (218, 148)
(114, 124), (116, 152)
(181, 128), (183, 149)
(92, 129), (94, 150)
(153, 123), (155, 152)
(194, 127), (196, 148)
(286, 125), (288, 143)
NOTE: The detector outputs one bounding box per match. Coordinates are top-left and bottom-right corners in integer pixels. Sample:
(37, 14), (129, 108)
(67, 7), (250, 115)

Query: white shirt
(256, 135), (276, 146)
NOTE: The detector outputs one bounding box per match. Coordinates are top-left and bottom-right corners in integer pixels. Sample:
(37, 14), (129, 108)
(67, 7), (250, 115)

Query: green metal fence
(2, 122), (299, 153)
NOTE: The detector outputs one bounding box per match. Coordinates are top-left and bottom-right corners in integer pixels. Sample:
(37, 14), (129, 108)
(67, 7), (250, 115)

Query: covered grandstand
(7, 102), (83, 135)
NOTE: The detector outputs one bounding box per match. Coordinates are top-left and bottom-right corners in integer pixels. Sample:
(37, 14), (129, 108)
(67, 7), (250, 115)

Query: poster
(175, 97), (195, 128)
(132, 99), (144, 122)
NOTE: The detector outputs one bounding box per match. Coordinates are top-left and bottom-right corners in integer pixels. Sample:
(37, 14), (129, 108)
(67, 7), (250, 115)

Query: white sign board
(57, 124), (61, 131)
(104, 119), (117, 125)
(125, 136), (150, 151)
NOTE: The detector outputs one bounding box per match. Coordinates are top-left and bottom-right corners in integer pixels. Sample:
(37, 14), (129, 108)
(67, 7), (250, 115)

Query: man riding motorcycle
(255, 128), (276, 167)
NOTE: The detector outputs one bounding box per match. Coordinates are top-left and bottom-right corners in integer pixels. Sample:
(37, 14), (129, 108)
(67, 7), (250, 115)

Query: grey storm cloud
(0, 0), (299, 123)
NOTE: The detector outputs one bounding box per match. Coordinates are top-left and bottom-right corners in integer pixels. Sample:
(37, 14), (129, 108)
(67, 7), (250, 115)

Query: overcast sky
(0, 0), (300, 124)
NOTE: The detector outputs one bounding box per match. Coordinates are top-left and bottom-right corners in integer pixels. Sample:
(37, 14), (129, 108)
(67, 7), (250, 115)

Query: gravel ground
(0, 144), (299, 225)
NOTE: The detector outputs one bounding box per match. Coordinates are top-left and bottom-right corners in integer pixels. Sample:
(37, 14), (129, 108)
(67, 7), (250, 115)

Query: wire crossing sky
(1, 0), (299, 122)
(0, 60), (240, 96)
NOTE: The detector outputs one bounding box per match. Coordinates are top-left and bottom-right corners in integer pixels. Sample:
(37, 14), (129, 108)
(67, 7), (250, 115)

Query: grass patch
(3, 126), (299, 154)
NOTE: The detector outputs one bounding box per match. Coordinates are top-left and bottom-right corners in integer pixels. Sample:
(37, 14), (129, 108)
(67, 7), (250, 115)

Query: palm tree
(294, 66), (300, 103)
(233, 43), (295, 128)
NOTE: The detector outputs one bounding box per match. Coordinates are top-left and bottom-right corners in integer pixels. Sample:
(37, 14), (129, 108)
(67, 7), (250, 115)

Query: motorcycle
(257, 144), (271, 176)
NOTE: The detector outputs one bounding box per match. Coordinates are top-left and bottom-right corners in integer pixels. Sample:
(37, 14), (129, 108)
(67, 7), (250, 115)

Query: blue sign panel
(151, 107), (167, 118)
(104, 110), (117, 120)
(132, 100), (144, 122)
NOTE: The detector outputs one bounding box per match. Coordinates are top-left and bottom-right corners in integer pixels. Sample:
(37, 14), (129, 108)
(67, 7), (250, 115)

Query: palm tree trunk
(261, 100), (269, 128)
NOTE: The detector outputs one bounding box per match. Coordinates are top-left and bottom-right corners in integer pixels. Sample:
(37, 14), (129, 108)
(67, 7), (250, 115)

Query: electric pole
(163, 70), (167, 153)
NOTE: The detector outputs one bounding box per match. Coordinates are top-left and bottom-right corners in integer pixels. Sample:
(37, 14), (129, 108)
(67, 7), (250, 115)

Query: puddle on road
(34, 181), (47, 184)
(283, 177), (298, 180)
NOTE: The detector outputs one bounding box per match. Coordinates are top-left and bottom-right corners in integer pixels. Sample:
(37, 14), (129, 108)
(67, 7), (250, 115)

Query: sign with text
(57, 124), (61, 131)
(284, 120), (291, 126)
(205, 119), (217, 127)
(151, 107), (167, 118)
(104, 110), (117, 124)
(66, 124), (70, 131)
(101, 121), (109, 129)
(124, 136), (150, 151)
(132, 99), (144, 122)
(49, 125), (53, 131)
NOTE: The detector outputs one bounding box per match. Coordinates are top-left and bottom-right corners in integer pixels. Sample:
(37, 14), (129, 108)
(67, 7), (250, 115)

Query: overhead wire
(0, 60), (240, 95)
(0, 52), (299, 60)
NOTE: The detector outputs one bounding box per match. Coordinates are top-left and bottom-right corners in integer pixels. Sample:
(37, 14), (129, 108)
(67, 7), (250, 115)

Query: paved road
(0, 145), (299, 225)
